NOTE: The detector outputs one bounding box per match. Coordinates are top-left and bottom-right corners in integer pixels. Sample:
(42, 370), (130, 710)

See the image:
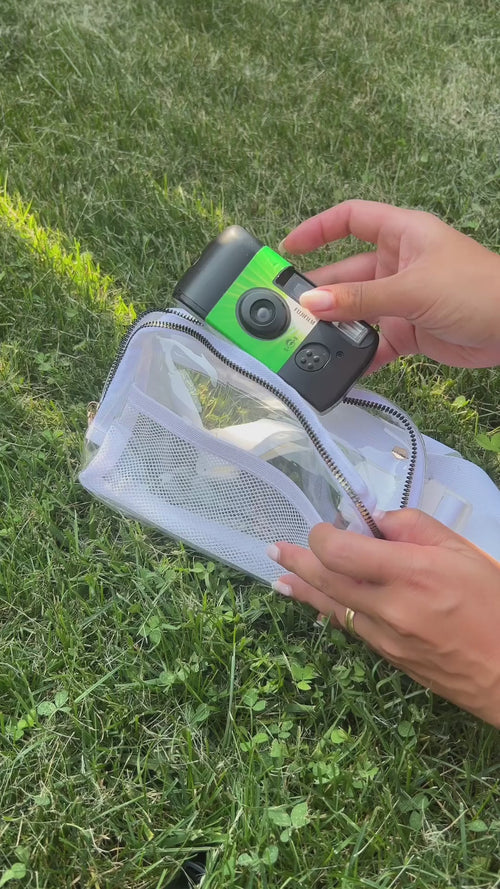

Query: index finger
(308, 522), (416, 589)
(269, 536), (386, 620)
(281, 199), (408, 255)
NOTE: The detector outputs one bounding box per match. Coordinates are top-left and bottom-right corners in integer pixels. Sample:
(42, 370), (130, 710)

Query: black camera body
(173, 226), (378, 412)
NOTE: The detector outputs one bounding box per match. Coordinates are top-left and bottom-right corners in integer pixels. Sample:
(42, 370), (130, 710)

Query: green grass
(1, 0), (500, 886)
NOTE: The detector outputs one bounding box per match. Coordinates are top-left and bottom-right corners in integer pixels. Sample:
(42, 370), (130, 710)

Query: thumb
(300, 270), (415, 322)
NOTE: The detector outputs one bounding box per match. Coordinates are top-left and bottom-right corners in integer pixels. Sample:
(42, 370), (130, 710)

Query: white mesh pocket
(80, 388), (322, 583)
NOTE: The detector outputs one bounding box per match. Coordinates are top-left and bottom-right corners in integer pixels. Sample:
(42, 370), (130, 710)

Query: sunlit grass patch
(0, 182), (135, 324)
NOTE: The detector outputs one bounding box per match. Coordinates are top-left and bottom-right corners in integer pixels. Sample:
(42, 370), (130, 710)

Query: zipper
(92, 313), (420, 537)
(100, 307), (201, 401)
(343, 392), (419, 509)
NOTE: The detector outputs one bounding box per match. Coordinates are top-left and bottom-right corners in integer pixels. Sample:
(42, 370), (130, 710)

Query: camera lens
(249, 299), (276, 325)
(236, 288), (290, 339)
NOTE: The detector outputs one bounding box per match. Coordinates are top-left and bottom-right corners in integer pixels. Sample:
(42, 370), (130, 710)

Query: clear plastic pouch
(80, 310), (427, 582)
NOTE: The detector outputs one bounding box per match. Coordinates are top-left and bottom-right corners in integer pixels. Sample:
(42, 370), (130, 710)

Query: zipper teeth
(343, 396), (418, 509)
(101, 318), (384, 537)
(101, 308), (201, 400)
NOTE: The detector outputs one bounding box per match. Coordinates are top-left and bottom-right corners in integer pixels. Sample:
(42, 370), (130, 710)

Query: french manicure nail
(272, 580), (293, 597)
(266, 544), (281, 562)
(299, 289), (334, 311)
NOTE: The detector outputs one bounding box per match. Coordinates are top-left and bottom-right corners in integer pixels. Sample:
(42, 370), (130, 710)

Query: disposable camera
(173, 226), (379, 412)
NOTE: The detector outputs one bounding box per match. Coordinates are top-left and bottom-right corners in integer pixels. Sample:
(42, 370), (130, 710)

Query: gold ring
(345, 607), (357, 636)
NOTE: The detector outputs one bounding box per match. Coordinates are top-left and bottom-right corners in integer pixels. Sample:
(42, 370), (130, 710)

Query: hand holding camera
(281, 199), (500, 373)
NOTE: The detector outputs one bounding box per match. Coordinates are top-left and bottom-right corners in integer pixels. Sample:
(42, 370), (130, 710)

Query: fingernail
(299, 290), (335, 311)
(272, 580), (293, 597)
(266, 544), (281, 562)
(373, 508), (386, 522)
(277, 238), (288, 254)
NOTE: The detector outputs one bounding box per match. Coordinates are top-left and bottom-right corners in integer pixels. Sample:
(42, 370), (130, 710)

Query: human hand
(280, 200), (500, 372)
(267, 509), (500, 727)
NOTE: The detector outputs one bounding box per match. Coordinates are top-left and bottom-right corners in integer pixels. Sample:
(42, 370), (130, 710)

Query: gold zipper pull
(87, 401), (99, 426)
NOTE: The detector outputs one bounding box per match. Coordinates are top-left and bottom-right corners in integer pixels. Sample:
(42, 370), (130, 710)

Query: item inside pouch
(210, 417), (346, 527)
(151, 335), (348, 526)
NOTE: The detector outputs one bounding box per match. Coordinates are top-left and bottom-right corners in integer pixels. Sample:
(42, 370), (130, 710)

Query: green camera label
(205, 246), (315, 371)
